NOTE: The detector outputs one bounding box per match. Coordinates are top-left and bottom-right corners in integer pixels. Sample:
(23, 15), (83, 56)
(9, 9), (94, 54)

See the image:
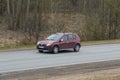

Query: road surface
(0, 44), (120, 73)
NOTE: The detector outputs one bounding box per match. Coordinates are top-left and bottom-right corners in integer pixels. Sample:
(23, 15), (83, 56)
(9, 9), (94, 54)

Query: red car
(37, 33), (81, 53)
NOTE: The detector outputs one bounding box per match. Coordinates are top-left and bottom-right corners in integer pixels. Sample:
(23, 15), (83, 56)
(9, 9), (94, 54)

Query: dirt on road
(0, 60), (120, 80)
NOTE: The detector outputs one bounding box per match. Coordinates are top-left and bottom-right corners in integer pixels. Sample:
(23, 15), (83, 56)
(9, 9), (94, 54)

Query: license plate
(39, 46), (44, 48)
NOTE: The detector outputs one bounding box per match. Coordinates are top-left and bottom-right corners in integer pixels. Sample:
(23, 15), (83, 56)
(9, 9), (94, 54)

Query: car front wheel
(53, 46), (59, 54)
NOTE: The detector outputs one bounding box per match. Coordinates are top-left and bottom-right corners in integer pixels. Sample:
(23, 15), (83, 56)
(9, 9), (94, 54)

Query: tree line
(0, 0), (120, 44)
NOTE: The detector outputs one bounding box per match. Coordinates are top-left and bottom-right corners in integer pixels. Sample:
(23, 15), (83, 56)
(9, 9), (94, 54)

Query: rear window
(68, 34), (76, 40)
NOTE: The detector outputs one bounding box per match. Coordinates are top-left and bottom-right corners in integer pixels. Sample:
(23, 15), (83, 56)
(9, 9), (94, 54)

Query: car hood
(38, 40), (55, 45)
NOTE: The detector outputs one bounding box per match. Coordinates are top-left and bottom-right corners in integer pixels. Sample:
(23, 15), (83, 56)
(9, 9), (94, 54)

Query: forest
(0, 0), (120, 45)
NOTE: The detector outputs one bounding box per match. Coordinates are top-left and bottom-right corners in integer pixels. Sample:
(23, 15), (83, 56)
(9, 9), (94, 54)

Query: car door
(59, 35), (68, 49)
(68, 34), (76, 48)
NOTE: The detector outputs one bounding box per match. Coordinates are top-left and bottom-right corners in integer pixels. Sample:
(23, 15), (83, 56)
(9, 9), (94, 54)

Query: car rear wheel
(74, 44), (80, 52)
(53, 46), (59, 54)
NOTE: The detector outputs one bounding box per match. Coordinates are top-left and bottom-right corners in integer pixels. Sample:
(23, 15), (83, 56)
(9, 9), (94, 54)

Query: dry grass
(0, 25), (24, 47)
(36, 68), (120, 80)
(7, 68), (120, 80)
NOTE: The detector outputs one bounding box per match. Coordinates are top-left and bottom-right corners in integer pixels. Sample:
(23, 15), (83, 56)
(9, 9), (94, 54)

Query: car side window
(62, 35), (68, 41)
(72, 35), (76, 40)
(68, 34), (76, 40)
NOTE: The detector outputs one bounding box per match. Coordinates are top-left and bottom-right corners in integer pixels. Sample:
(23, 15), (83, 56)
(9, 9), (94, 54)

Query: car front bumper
(37, 45), (52, 52)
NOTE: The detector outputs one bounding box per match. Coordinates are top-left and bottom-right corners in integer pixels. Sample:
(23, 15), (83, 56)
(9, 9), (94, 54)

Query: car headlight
(46, 43), (52, 46)
(37, 42), (40, 45)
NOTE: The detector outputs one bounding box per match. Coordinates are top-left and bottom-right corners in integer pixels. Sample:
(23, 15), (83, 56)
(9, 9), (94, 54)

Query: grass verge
(0, 39), (120, 51)
(81, 39), (120, 46)
(0, 44), (35, 51)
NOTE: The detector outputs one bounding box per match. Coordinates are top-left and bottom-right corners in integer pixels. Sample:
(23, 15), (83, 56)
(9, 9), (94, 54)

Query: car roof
(56, 33), (73, 35)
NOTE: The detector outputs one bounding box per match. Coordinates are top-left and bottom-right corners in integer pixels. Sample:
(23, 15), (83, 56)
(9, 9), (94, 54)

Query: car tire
(53, 46), (59, 54)
(74, 44), (80, 52)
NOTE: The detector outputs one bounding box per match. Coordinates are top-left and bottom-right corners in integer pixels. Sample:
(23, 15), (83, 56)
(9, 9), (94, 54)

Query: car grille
(37, 44), (46, 49)
(37, 44), (48, 50)
(39, 44), (46, 47)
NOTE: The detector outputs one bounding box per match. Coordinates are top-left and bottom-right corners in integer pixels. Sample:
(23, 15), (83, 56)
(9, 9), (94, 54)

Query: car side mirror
(60, 39), (64, 42)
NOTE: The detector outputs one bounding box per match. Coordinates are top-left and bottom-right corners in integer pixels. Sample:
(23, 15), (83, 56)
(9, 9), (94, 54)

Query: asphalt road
(0, 44), (120, 73)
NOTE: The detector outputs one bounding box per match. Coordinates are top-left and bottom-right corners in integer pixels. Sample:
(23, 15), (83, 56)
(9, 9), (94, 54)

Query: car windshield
(46, 34), (63, 41)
